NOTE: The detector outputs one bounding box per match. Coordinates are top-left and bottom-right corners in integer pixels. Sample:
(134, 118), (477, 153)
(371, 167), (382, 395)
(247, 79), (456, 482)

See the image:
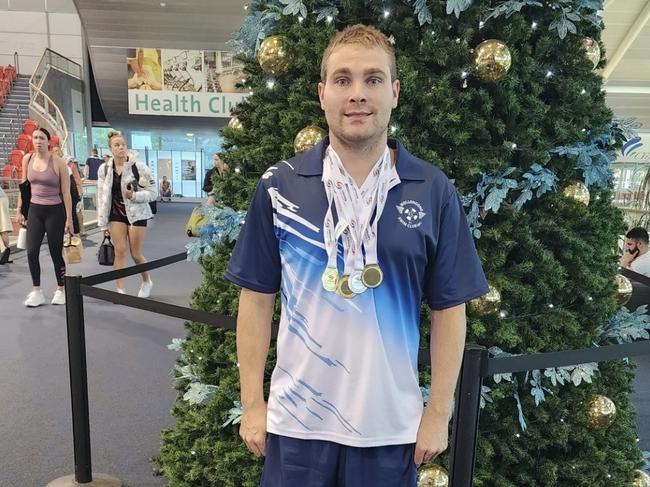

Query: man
(225, 24), (488, 486)
(83, 148), (103, 181)
(620, 227), (650, 277)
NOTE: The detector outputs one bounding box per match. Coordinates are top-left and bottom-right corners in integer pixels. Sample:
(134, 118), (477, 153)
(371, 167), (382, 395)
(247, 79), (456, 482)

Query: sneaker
(138, 280), (153, 298)
(51, 290), (66, 305)
(24, 290), (46, 307)
(116, 288), (126, 294)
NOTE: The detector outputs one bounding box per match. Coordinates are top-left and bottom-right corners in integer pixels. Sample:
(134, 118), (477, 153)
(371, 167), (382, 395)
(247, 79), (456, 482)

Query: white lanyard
(321, 146), (399, 294)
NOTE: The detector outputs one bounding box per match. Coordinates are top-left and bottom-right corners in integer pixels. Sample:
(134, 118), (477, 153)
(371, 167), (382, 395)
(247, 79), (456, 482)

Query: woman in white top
(97, 131), (158, 296)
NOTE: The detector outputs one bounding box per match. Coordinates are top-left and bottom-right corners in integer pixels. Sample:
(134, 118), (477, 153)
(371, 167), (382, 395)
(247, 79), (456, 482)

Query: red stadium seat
(16, 134), (31, 152)
(0, 79), (9, 94)
(23, 120), (38, 136)
(10, 149), (24, 166)
(2, 164), (17, 179)
(50, 135), (59, 148)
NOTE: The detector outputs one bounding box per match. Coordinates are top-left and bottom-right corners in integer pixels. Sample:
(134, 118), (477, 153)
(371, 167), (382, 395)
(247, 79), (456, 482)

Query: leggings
(26, 202), (66, 287)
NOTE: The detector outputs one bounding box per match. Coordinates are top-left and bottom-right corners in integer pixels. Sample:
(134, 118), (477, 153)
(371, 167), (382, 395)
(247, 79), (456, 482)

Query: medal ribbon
(322, 146), (399, 277)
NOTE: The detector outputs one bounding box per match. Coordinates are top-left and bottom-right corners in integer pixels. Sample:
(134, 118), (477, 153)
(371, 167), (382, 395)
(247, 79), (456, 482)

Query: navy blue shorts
(259, 433), (417, 487)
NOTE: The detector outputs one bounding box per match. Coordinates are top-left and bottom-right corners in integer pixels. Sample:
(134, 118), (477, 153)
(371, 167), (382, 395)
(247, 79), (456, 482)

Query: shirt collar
(295, 136), (426, 181)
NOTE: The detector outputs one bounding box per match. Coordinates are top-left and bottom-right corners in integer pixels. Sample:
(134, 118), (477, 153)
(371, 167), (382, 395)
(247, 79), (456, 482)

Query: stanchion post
(64, 274), (93, 483)
(449, 345), (488, 487)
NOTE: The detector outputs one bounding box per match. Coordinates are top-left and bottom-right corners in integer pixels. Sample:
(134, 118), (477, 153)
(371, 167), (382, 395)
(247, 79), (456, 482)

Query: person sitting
(620, 227), (650, 277)
(160, 176), (172, 202)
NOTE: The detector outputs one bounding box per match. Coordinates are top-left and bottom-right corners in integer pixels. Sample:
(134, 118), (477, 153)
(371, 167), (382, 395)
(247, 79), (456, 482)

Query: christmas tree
(154, 1), (650, 485)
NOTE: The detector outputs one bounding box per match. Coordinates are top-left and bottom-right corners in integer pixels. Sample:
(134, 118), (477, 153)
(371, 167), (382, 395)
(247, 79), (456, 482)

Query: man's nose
(349, 81), (367, 104)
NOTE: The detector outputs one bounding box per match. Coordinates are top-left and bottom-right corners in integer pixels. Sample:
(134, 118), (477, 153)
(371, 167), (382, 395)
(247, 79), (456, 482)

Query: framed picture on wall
(182, 159), (196, 181)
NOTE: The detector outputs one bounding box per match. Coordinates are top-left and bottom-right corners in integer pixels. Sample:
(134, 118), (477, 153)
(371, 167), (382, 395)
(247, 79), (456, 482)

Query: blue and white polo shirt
(225, 138), (488, 447)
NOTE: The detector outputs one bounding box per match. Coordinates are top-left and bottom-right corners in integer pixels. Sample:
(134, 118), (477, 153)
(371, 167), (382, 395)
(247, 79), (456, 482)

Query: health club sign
(128, 91), (247, 118)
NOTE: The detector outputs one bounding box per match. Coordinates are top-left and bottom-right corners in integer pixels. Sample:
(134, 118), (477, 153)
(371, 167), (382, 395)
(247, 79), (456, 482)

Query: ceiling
(73, 0), (650, 134)
(74, 0), (248, 134)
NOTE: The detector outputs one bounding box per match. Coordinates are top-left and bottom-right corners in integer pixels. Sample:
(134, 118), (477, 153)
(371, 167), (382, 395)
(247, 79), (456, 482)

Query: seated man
(160, 176), (172, 202)
(619, 227), (650, 277)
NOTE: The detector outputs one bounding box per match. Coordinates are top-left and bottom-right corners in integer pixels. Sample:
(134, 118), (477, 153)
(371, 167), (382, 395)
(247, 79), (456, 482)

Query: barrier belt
(486, 339), (650, 376)
(622, 267), (650, 288)
(80, 284), (238, 331)
(82, 252), (187, 286)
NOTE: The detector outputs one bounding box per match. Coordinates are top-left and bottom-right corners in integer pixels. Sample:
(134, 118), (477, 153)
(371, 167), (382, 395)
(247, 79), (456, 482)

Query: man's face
(626, 238), (640, 254)
(318, 45), (399, 148)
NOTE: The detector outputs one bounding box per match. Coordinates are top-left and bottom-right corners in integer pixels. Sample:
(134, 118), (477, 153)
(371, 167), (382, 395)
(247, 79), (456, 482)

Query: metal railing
(28, 49), (82, 154)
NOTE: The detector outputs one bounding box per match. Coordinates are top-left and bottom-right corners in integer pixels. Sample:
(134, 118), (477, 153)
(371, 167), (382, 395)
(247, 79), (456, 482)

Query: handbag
(17, 225), (27, 249)
(63, 235), (84, 264)
(97, 235), (115, 266)
(18, 180), (31, 220)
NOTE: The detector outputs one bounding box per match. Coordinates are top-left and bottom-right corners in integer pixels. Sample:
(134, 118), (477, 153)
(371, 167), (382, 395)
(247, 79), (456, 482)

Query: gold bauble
(228, 116), (243, 131)
(585, 394), (617, 430)
(581, 37), (601, 70)
(468, 283), (501, 316)
(258, 35), (290, 75)
(633, 470), (650, 487)
(563, 182), (590, 206)
(473, 39), (512, 82)
(614, 274), (633, 306)
(418, 464), (449, 487)
(294, 125), (326, 154)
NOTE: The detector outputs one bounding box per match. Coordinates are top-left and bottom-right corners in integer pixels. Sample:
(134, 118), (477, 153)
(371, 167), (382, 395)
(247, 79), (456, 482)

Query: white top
(630, 251), (650, 277)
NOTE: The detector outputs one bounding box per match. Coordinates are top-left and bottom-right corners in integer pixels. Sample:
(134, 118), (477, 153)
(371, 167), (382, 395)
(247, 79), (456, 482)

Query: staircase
(0, 74), (30, 165)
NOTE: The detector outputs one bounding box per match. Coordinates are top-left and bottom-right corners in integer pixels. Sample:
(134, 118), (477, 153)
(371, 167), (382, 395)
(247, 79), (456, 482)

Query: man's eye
(368, 78), (382, 85)
(335, 78), (349, 86)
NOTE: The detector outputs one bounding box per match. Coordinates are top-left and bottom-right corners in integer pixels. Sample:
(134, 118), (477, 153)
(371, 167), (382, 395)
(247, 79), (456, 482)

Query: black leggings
(26, 203), (66, 287)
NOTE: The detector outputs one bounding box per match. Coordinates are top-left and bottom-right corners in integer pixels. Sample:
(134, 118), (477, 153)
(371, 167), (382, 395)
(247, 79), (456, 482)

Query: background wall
(0, 0), (82, 75)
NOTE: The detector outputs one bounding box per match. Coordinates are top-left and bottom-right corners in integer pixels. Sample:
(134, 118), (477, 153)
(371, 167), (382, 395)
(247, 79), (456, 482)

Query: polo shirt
(225, 138), (488, 447)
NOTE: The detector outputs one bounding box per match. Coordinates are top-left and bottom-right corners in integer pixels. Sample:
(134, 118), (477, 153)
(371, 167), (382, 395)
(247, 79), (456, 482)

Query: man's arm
(237, 288), (275, 457)
(414, 303), (466, 466)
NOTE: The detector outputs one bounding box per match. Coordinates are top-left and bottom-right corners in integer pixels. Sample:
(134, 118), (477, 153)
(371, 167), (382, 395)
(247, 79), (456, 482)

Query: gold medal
(348, 270), (367, 294)
(361, 264), (383, 288)
(321, 268), (339, 292)
(337, 275), (356, 299)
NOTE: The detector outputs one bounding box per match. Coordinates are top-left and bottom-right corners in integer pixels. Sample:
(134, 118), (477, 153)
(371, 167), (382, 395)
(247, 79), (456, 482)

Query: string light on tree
(545, 70), (554, 79)
(531, 21), (538, 29)
(383, 9), (390, 18)
(266, 79), (276, 89)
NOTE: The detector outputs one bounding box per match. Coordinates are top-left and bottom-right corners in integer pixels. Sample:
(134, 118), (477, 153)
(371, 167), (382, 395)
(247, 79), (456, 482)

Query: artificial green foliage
(155, 1), (645, 485)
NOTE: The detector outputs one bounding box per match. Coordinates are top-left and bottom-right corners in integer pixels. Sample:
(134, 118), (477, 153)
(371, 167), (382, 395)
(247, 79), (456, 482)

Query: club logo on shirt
(397, 200), (426, 228)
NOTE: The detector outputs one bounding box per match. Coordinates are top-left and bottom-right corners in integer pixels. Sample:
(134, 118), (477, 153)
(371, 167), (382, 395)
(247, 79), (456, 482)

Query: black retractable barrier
(64, 274), (92, 483)
(449, 346), (488, 487)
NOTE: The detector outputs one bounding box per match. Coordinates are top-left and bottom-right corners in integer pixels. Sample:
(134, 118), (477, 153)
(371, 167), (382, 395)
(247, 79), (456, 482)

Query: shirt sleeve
(225, 178), (281, 294)
(424, 185), (489, 310)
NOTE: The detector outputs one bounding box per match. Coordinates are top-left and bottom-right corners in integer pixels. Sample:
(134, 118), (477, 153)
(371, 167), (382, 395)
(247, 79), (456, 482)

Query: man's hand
(620, 251), (636, 268)
(239, 402), (268, 457)
(414, 409), (449, 467)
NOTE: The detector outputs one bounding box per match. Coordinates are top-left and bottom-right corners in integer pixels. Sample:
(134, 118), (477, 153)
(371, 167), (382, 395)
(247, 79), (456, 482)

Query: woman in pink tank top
(15, 127), (73, 307)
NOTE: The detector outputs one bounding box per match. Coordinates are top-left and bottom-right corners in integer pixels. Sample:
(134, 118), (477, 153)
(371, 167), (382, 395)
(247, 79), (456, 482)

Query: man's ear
(318, 82), (325, 110)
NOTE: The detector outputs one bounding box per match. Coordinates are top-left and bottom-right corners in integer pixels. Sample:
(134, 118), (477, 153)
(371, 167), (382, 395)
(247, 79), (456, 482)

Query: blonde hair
(107, 130), (124, 146)
(320, 24), (396, 82)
